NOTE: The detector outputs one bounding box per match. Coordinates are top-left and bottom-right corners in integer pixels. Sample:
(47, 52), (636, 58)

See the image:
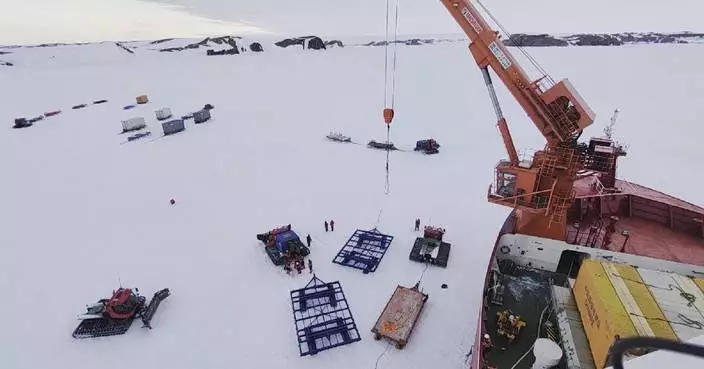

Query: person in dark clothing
(415, 218), (421, 231)
(308, 259), (313, 273)
(306, 234), (312, 247)
(330, 219), (335, 231)
(324, 221), (329, 232)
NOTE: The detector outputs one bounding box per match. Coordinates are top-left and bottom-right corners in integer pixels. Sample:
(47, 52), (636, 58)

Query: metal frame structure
(290, 276), (361, 356)
(332, 229), (394, 273)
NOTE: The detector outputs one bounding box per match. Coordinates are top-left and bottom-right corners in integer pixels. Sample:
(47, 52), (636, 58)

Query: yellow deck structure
(573, 259), (704, 368)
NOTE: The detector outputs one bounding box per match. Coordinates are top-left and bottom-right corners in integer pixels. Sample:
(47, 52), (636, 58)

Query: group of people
(495, 310), (526, 345)
(283, 247), (312, 275)
(281, 219), (337, 276)
(324, 219), (335, 232)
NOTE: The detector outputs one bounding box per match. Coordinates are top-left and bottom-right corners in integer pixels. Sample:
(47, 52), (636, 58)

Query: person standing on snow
(330, 219), (335, 232)
(308, 259), (313, 273)
(306, 234), (312, 247)
(324, 221), (329, 232)
(415, 218), (421, 231)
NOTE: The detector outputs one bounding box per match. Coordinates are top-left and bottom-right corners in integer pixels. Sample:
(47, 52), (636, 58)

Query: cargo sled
(368, 140), (397, 151)
(256, 225), (310, 266)
(371, 283), (428, 349)
(127, 131), (152, 142)
(72, 287), (170, 339)
(326, 132), (351, 143)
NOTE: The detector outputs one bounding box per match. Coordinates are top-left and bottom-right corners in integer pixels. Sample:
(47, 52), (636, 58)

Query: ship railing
(487, 184), (552, 212)
(497, 148), (540, 169)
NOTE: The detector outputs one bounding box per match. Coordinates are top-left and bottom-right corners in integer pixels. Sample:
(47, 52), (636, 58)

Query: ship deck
(567, 176), (704, 266)
(567, 216), (704, 266)
(483, 265), (565, 369)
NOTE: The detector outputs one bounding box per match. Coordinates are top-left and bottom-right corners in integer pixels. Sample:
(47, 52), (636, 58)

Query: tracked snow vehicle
(414, 138), (440, 154)
(72, 287), (171, 339)
(256, 225), (310, 266)
(409, 225), (451, 267)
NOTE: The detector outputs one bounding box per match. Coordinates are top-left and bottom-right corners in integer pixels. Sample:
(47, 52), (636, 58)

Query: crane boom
(439, 0), (598, 241)
(441, 0), (595, 146)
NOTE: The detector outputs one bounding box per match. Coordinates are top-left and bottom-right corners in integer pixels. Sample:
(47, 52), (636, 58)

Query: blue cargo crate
(162, 119), (185, 136)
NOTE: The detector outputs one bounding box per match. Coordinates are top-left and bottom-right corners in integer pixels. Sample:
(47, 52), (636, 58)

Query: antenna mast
(604, 109), (619, 139)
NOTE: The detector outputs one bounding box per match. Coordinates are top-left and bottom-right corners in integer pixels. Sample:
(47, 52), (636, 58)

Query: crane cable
(475, 0), (552, 84)
(382, 0), (400, 195)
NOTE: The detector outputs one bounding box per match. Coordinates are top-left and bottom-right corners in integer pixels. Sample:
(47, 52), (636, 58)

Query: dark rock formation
(160, 36), (240, 52)
(325, 40), (344, 48)
(150, 38), (175, 45)
(307, 37), (326, 50)
(364, 38), (436, 46)
(1, 61), (13, 66)
(115, 42), (135, 54)
(500, 32), (704, 47)
(505, 34), (568, 47)
(275, 36), (327, 50)
(571, 34), (623, 46)
(275, 38), (305, 48)
(249, 42), (264, 52)
(206, 48), (239, 56)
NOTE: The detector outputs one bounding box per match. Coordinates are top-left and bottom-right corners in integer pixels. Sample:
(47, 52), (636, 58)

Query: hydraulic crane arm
(439, 0), (595, 153)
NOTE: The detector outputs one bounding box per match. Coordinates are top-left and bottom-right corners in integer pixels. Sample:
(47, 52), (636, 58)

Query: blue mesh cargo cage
(290, 276), (361, 356)
(332, 229), (394, 273)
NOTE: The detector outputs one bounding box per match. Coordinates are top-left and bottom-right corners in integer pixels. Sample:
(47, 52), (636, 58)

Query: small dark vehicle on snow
(256, 225), (310, 265)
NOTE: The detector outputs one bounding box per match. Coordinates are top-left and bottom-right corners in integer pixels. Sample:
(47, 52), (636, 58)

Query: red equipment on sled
(423, 226), (445, 241)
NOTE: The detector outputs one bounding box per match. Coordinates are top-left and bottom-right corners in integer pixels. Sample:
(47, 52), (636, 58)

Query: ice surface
(1, 38), (704, 369)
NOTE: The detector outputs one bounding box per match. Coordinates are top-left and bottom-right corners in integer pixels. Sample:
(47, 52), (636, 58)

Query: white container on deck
(531, 338), (563, 369)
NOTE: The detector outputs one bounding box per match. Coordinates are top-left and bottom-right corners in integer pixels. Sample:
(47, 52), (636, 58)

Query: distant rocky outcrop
(364, 38), (437, 47)
(506, 34), (568, 47)
(502, 32), (704, 47)
(115, 42), (135, 54)
(325, 40), (344, 48)
(249, 42), (264, 52)
(150, 38), (175, 45)
(159, 36), (241, 52)
(1, 60), (13, 66)
(206, 48), (239, 56)
(275, 36), (330, 50)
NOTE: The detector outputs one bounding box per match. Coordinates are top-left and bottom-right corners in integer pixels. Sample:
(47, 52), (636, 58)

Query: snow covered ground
(2, 38), (704, 369)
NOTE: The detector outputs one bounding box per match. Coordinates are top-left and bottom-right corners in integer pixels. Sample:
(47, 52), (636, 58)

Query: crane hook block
(383, 108), (395, 125)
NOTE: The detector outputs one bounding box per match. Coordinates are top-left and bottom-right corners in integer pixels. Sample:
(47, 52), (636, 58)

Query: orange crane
(438, 0), (596, 241)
